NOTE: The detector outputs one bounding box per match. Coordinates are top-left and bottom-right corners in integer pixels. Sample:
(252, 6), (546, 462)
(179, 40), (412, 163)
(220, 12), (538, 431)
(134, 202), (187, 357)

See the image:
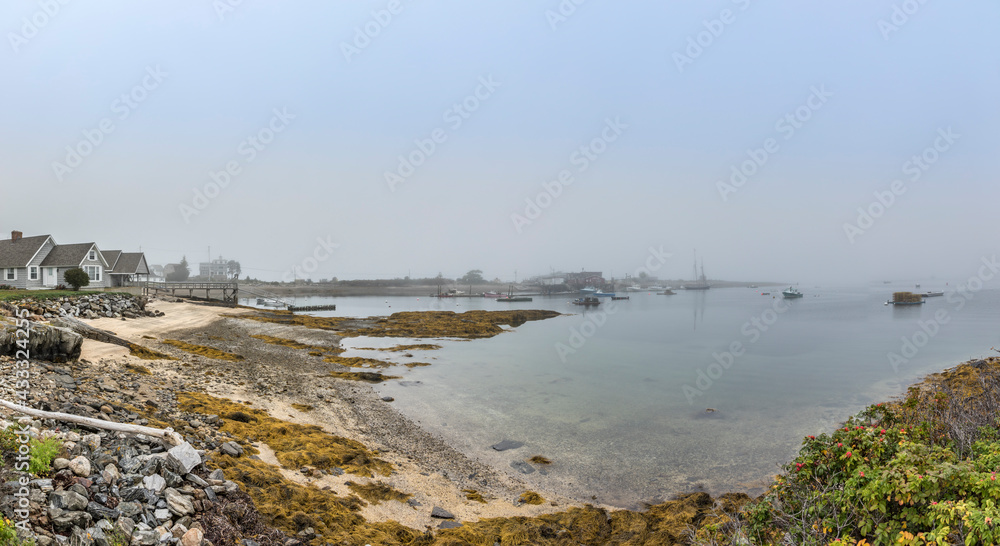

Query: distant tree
(639, 272), (649, 280)
(459, 269), (485, 284)
(226, 260), (241, 279)
(167, 256), (191, 282)
(64, 268), (90, 291)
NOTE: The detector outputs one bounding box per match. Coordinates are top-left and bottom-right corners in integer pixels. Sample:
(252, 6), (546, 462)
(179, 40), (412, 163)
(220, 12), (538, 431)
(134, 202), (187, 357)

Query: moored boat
(572, 297), (601, 306)
(782, 287), (803, 299)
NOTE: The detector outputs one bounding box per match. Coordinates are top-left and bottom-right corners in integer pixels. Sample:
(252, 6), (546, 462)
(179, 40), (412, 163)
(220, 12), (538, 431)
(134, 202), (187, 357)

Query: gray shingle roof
(40, 243), (104, 267)
(110, 253), (148, 275)
(102, 250), (122, 270)
(0, 235), (51, 269)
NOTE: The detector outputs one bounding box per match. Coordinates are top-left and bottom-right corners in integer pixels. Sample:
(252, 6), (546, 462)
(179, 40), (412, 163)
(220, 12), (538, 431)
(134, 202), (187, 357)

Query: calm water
(240, 284), (1000, 508)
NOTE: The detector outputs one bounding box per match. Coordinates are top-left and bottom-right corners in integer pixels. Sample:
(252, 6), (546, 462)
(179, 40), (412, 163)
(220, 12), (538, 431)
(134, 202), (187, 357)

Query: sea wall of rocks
(2, 294), (163, 320)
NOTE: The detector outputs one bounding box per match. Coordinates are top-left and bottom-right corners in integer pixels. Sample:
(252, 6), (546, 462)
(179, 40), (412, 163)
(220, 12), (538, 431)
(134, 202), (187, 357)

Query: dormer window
(89, 249), (96, 261)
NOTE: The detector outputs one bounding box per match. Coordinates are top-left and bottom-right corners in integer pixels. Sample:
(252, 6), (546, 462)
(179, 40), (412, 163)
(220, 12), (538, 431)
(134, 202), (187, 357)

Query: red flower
(846, 451), (853, 458)
(859, 471), (865, 477)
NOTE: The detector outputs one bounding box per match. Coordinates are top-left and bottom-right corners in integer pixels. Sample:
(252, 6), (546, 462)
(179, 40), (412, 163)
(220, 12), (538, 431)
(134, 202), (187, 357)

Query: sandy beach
(80, 298), (588, 527)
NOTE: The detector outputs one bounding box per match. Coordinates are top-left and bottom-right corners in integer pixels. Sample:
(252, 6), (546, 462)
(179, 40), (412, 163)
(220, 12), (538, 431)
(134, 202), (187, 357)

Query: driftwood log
(0, 398), (184, 445)
(51, 315), (132, 348)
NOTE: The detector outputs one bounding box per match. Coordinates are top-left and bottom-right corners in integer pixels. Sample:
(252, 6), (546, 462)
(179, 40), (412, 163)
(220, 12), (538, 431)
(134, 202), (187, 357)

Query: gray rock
(116, 516), (136, 538)
(70, 527), (94, 546)
(81, 433), (102, 449)
(117, 501), (143, 518)
(162, 469), (183, 488)
(131, 530), (159, 546)
(86, 501), (120, 521)
(185, 474), (208, 488)
(142, 474), (166, 492)
(154, 508), (172, 521)
(164, 488), (195, 516)
(102, 464), (121, 484)
(52, 510), (93, 531)
(220, 442), (243, 457)
(430, 506), (455, 519)
(490, 440), (524, 451)
(509, 461), (535, 474)
(53, 457), (71, 471)
(207, 469), (225, 481)
(438, 520), (463, 529)
(51, 490), (89, 511)
(69, 455), (92, 476)
(167, 443), (201, 474)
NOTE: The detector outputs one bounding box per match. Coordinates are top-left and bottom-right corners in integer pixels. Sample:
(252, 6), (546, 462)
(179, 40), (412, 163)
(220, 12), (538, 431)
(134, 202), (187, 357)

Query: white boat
(782, 287), (803, 299)
(625, 285), (643, 292)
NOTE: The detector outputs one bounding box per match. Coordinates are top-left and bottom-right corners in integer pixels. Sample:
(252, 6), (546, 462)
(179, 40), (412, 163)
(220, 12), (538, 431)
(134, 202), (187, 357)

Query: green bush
(63, 268), (89, 291)
(28, 436), (63, 475)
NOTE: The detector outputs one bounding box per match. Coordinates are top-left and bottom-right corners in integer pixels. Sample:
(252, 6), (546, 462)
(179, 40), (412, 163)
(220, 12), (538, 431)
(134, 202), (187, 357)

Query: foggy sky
(2, 1), (998, 284)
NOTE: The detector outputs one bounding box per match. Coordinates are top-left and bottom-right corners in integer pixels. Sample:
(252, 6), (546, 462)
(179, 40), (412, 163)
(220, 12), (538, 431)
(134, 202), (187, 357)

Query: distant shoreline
(242, 281), (788, 298)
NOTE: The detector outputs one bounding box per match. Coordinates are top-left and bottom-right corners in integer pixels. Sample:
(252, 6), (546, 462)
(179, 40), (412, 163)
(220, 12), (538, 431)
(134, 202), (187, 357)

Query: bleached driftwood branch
(0, 399), (184, 445)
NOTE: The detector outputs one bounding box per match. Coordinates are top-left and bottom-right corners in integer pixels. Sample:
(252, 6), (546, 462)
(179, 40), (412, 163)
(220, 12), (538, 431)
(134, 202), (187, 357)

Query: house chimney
(11, 231), (22, 242)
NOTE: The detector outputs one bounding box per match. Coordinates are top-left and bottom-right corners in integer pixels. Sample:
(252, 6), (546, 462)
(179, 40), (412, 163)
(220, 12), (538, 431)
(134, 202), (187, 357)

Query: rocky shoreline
(2, 297), (748, 545)
(12, 294), (990, 544)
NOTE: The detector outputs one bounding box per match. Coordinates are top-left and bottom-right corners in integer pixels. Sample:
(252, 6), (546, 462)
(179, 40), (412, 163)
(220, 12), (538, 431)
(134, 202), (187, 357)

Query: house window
(29, 266), (38, 280)
(84, 265), (102, 282)
(4, 269), (15, 281)
(89, 250), (96, 261)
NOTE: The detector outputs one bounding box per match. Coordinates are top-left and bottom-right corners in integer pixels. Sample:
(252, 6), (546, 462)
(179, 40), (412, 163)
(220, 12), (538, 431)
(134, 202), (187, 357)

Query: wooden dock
(287, 304), (336, 312)
(143, 281), (238, 303)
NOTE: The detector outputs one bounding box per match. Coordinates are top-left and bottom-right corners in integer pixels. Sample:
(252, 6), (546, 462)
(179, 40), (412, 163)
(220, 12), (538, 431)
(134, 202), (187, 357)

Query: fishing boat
(625, 285), (643, 292)
(610, 295), (630, 300)
(594, 291), (615, 298)
(571, 297), (601, 306)
(482, 291), (503, 298)
(658, 289), (676, 295)
(580, 286), (598, 294)
(921, 291), (944, 297)
(782, 287), (803, 299)
(648, 285), (666, 291)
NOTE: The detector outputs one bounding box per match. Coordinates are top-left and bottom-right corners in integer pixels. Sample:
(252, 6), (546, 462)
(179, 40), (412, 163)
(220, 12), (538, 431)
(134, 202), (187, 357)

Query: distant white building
(199, 257), (230, 279)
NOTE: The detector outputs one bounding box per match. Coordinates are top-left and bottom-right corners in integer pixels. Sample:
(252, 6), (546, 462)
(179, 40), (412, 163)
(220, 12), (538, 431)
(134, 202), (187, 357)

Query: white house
(0, 231), (146, 290)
